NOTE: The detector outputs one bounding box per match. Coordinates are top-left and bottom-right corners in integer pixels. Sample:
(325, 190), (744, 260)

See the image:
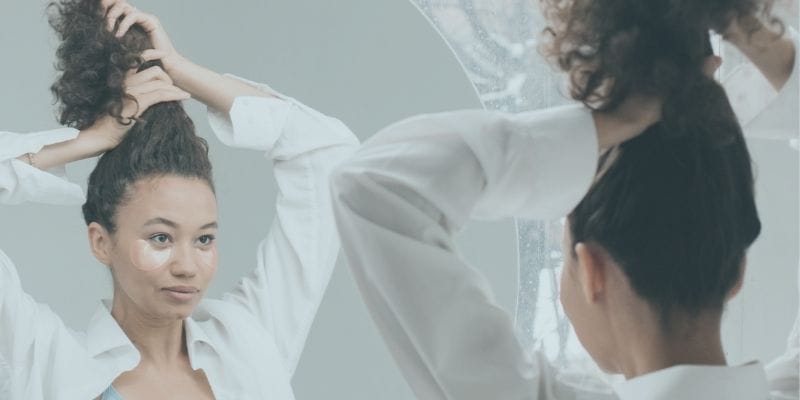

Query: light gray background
(0, 1), (513, 398)
(1, 1), (797, 399)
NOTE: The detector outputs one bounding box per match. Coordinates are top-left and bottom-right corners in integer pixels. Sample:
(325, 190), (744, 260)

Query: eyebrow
(143, 217), (218, 230)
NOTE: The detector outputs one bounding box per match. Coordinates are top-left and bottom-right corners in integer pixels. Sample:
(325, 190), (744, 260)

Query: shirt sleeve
(724, 28), (799, 138)
(211, 74), (359, 376)
(330, 105), (618, 399)
(0, 128), (95, 398)
(0, 128), (85, 205)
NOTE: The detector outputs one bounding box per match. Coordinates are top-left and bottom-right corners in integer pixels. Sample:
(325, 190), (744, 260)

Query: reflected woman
(330, 1), (798, 399)
(0, 0), (358, 399)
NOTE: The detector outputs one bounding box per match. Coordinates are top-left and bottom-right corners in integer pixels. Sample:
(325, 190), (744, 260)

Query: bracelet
(25, 152), (36, 168)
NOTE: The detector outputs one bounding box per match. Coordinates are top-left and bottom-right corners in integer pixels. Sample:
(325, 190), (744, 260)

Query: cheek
(130, 239), (172, 271)
(195, 246), (218, 272)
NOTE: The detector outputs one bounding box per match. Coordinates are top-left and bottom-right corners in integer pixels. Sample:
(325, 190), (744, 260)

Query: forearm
(14, 124), (116, 171)
(164, 55), (274, 114)
(725, 19), (796, 90)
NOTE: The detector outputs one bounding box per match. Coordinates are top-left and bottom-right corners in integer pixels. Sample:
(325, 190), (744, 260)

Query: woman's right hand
(87, 58), (190, 151)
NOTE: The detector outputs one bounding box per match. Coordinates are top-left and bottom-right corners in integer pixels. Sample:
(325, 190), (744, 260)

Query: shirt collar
(86, 299), (138, 359)
(86, 300), (219, 363)
(614, 362), (769, 400)
(183, 311), (220, 367)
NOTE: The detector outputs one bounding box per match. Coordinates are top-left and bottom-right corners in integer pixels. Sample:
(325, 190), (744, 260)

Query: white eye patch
(130, 239), (172, 271)
(195, 246), (218, 270)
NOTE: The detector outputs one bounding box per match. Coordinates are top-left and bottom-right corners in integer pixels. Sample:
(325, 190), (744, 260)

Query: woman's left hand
(102, 0), (184, 71)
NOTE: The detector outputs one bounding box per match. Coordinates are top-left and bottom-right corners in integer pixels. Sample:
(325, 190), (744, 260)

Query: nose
(168, 242), (200, 278)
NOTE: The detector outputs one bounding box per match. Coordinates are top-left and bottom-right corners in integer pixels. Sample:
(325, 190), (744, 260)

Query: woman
(330, 1), (798, 399)
(1, 0), (358, 398)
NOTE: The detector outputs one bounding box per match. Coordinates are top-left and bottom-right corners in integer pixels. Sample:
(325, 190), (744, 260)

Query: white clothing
(0, 76), (358, 400)
(330, 32), (800, 400)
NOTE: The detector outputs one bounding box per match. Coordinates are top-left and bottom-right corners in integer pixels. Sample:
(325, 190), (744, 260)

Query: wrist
(162, 53), (194, 87)
(80, 118), (127, 154)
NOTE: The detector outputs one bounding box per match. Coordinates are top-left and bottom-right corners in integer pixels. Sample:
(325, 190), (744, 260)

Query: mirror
(410, 0), (799, 389)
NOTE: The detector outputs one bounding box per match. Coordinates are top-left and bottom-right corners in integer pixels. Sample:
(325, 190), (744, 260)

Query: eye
(150, 233), (171, 245)
(197, 234), (216, 246)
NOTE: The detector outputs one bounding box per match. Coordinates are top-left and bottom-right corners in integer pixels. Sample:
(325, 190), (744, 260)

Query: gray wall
(0, 1), (515, 398)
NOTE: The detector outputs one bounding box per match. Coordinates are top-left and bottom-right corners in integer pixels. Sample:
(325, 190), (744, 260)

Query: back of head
(49, 0), (214, 233)
(567, 90), (761, 324)
(542, 0), (764, 325)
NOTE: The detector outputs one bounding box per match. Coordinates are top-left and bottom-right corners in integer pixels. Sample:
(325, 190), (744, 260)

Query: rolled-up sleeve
(0, 128), (84, 206)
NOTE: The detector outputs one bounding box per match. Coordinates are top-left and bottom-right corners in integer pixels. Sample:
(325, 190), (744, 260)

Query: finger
(141, 49), (168, 63)
(116, 8), (160, 38)
(134, 88), (191, 116)
(101, 0), (120, 13)
(128, 81), (190, 101)
(126, 66), (172, 87)
(127, 80), (176, 96)
(115, 8), (143, 38)
(105, 2), (130, 31)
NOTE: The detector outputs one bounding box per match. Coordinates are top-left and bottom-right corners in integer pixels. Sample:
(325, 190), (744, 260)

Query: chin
(159, 301), (199, 320)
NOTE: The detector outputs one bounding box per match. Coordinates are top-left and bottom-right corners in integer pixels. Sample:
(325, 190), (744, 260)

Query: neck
(111, 292), (187, 365)
(614, 309), (726, 379)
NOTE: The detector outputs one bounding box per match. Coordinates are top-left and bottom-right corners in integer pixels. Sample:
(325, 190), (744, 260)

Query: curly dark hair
(49, 0), (142, 129)
(550, 1), (768, 325)
(49, 0), (214, 233)
(539, 0), (781, 123)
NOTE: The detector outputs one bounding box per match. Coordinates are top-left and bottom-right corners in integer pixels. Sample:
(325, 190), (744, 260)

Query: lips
(163, 286), (199, 293)
(162, 286), (200, 302)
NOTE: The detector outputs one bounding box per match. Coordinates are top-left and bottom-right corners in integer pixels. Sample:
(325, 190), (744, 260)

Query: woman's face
(102, 175), (219, 321)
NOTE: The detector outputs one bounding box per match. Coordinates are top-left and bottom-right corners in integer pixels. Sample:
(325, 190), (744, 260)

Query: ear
(703, 55), (723, 78)
(88, 222), (114, 267)
(726, 258), (747, 301)
(574, 242), (607, 304)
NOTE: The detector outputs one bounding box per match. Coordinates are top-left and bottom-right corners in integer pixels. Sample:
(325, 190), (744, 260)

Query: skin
(554, 50), (753, 380)
(558, 227), (742, 378)
(19, 0), (791, 396)
(89, 176), (219, 399)
(13, 1), (272, 397)
(553, 20), (792, 377)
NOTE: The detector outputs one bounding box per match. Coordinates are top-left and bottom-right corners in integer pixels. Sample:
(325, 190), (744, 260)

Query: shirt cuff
(206, 74), (292, 152)
(206, 74), (359, 159)
(473, 105), (599, 221)
(0, 129), (85, 206)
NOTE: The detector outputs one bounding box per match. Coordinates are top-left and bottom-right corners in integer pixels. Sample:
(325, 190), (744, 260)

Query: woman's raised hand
(102, 0), (183, 70)
(90, 56), (190, 150)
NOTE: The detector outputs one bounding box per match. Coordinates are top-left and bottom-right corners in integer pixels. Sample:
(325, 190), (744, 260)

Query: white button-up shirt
(330, 33), (800, 399)
(0, 76), (359, 400)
